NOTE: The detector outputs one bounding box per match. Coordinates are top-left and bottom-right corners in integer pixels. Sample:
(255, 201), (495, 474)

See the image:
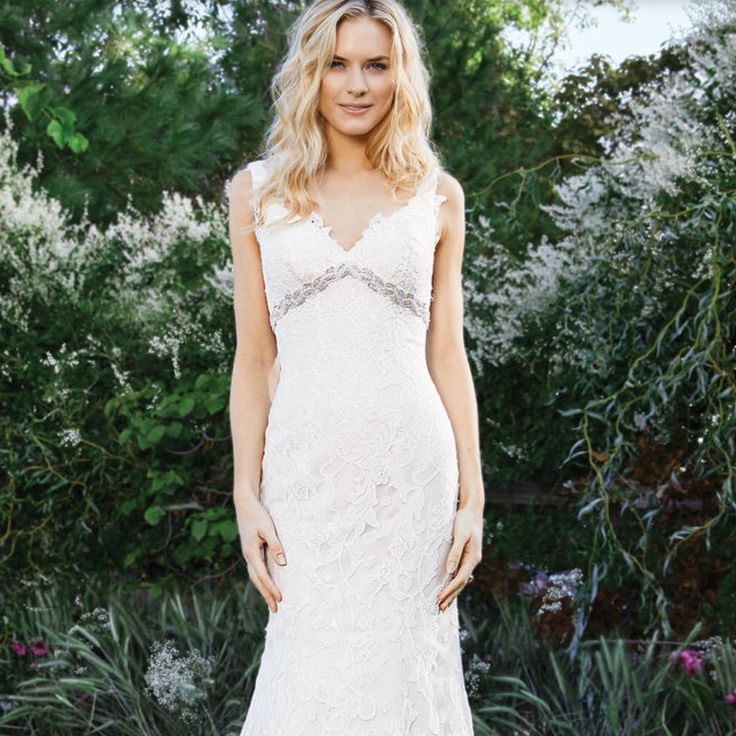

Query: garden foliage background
(1, 0), (735, 728)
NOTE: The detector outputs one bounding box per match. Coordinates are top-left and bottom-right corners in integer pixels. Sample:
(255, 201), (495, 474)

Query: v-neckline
(308, 169), (432, 257)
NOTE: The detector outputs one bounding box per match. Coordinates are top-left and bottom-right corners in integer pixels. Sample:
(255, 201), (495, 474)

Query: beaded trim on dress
(269, 261), (432, 331)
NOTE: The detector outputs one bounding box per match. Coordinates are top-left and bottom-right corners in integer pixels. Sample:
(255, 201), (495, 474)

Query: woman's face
(318, 15), (395, 136)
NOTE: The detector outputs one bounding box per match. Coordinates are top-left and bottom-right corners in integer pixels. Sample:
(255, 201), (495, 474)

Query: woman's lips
(339, 104), (373, 115)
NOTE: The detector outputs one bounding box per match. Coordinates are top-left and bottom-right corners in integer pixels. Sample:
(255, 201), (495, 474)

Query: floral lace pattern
(231, 159), (474, 736)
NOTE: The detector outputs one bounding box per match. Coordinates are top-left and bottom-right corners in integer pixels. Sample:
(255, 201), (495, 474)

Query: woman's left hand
(437, 503), (484, 613)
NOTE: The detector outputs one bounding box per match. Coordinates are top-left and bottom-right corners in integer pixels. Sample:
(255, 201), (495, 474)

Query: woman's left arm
(427, 171), (485, 612)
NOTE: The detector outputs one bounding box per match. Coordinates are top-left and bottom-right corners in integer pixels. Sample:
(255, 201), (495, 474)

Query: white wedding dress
(235, 157), (475, 736)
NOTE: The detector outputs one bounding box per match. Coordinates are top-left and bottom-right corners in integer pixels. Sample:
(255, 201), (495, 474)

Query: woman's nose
(346, 68), (368, 95)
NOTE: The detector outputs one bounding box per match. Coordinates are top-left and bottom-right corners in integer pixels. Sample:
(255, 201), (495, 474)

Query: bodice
(239, 158), (447, 405)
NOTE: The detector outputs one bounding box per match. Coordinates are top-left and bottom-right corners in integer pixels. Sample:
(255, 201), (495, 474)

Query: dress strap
(240, 159), (274, 224)
(227, 159), (269, 209)
(246, 158), (271, 191)
(426, 165), (447, 249)
(421, 164), (446, 203)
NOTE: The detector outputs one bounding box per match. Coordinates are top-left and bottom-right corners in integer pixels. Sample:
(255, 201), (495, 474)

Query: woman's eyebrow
(333, 54), (390, 62)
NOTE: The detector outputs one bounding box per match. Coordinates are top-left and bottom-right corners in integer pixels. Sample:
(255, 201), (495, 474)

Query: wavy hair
(245, 0), (443, 230)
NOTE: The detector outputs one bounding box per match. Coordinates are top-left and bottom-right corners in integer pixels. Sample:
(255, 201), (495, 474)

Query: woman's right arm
(228, 166), (287, 613)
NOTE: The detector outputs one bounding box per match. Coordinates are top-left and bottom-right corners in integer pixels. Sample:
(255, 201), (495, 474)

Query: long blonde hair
(246, 0), (443, 230)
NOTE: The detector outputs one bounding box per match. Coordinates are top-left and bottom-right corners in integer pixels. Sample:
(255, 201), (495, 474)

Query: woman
(228, 1), (485, 733)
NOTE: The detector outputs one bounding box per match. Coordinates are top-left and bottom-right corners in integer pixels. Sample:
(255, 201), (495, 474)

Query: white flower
(536, 568), (584, 616)
(58, 428), (81, 447)
(143, 639), (215, 723)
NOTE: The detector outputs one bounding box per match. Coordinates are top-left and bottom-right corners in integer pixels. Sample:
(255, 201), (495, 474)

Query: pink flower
(30, 640), (48, 657)
(668, 648), (703, 675)
(11, 640), (27, 656)
(726, 686), (736, 705)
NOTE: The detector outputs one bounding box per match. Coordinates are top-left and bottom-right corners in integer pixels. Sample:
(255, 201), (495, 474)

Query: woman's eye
(329, 60), (387, 70)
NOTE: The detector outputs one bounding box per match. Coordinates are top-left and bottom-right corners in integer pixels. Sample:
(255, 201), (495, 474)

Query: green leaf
(204, 394), (225, 414)
(150, 470), (184, 493)
(166, 421), (183, 438)
(53, 105), (77, 127)
(191, 518), (208, 541)
(213, 520), (238, 543)
(68, 132), (89, 153)
(178, 396), (196, 417)
(144, 425), (166, 444)
(0, 48), (31, 76)
(0, 47), (15, 74)
(120, 498), (139, 516)
(174, 543), (193, 566)
(18, 83), (44, 121)
(46, 118), (67, 148)
(144, 505), (165, 526)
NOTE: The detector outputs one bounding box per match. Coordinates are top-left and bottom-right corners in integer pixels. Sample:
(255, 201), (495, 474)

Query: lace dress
(234, 158), (475, 736)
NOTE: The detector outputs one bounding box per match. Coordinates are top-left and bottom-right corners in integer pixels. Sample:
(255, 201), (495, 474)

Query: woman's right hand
(237, 499), (287, 613)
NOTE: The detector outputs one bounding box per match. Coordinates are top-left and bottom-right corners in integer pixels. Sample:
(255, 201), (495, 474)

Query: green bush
(0, 121), (238, 582)
(465, 12), (736, 638)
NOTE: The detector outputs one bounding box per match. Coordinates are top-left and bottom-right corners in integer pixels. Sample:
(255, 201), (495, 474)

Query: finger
(245, 544), (282, 610)
(245, 560), (277, 611)
(438, 578), (471, 612)
(444, 535), (467, 575)
(246, 567), (275, 611)
(262, 525), (287, 566)
(439, 549), (479, 601)
(254, 545), (283, 603)
(437, 563), (474, 607)
(440, 590), (463, 612)
(440, 544), (481, 597)
(252, 570), (280, 612)
(442, 531), (471, 587)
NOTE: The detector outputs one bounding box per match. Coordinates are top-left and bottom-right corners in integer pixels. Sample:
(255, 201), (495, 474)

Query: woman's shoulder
(232, 159), (266, 184)
(435, 167), (464, 205)
(228, 158), (274, 201)
(227, 166), (254, 208)
(234, 155), (276, 180)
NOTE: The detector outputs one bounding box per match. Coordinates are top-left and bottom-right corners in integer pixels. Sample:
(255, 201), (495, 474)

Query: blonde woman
(228, 0), (485, 732)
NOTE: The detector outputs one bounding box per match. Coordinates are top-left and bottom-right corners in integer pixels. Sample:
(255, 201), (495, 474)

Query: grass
(1, 573), (736, 735)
